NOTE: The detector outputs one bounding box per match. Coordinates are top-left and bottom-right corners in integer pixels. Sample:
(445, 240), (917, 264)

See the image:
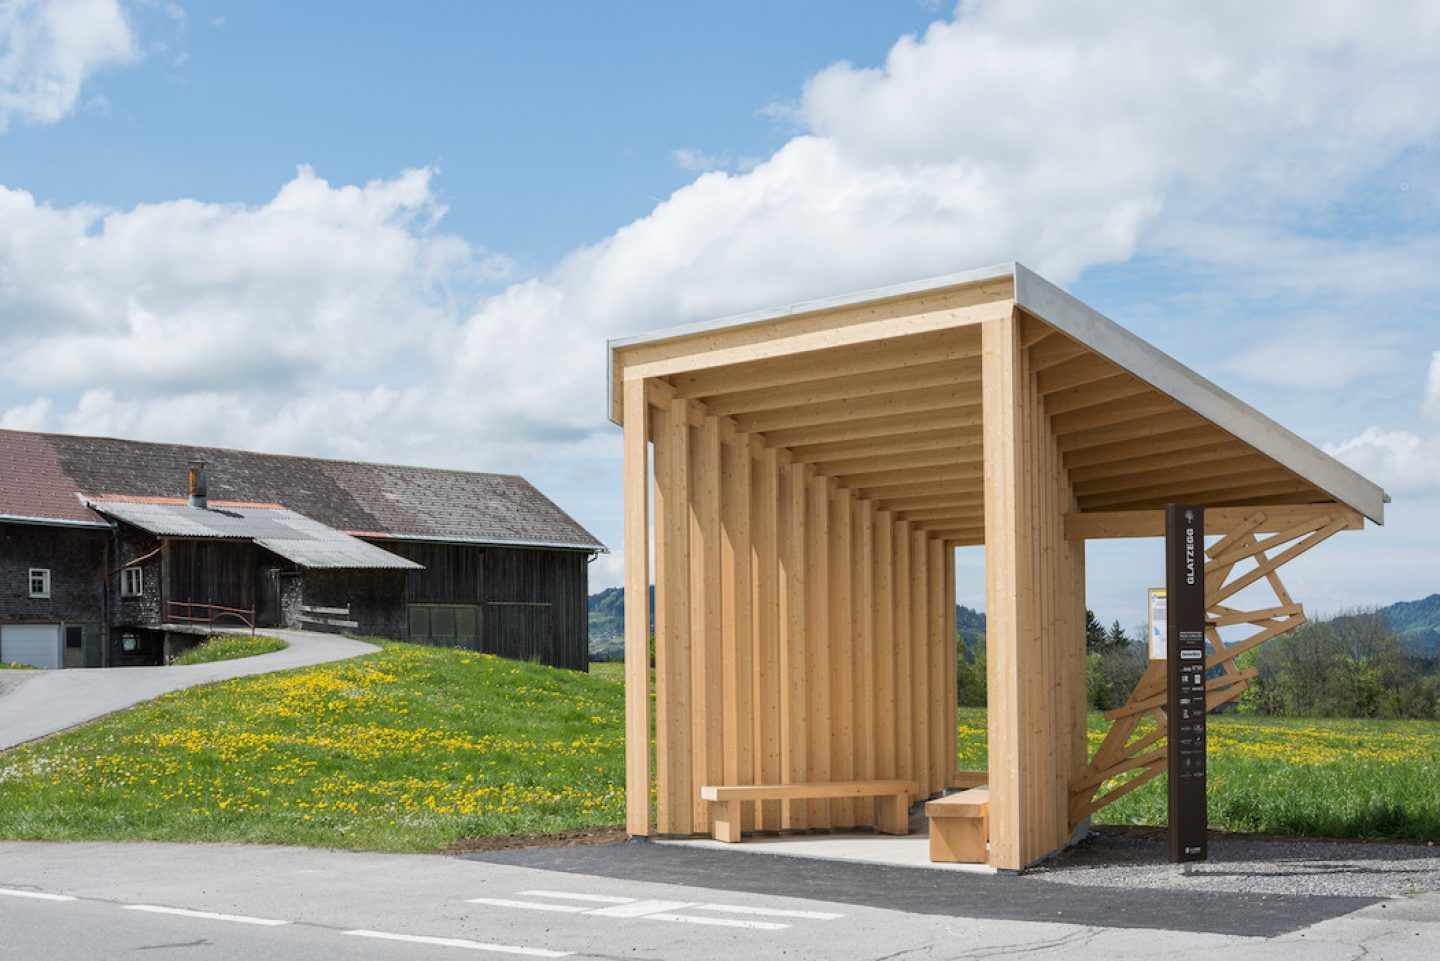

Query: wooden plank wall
(981, 311), (1087, 871)
(625, 382), (959, 838)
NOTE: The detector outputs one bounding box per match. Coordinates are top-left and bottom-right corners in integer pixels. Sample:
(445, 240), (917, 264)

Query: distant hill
(590, 589), (1438, 660)
(1375, 594), (1440, 658)
(589, 586), (983, 660)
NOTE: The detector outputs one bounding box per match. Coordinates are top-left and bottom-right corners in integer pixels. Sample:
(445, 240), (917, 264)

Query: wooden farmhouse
(607, 263), (1386, 871)
(0, 429), (604, 670)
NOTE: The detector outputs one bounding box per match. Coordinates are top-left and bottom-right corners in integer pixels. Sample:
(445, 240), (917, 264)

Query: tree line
(955, 607), (1438, 719)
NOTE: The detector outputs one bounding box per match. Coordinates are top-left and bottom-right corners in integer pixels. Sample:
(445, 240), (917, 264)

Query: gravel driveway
(0, 629), (375, 752)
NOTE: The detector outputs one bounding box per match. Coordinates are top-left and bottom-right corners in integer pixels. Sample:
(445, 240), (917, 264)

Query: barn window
(28, 568), (50, 598)
(121, 567), (144, 598)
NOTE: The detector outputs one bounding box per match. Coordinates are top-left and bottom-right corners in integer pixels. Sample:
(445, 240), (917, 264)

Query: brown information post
(1166, 503), (1207, 862)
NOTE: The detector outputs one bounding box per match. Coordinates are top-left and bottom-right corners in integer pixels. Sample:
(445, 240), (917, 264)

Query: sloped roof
(0, 429), (605, 551)
(607, 263), (1386, 542)
(88, 498), (424, 570)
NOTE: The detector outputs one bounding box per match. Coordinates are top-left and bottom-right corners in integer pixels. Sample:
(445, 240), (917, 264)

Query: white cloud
(0, 0), (135, 132)
(1325, 427), (1440, 497)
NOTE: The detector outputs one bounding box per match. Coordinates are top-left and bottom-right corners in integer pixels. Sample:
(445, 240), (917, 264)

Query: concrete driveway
(0, 629), (375, 751)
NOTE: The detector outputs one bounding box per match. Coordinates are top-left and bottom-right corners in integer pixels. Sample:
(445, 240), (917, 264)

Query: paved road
(0, 841), (1435, 960)
(0, 629), (375, 751)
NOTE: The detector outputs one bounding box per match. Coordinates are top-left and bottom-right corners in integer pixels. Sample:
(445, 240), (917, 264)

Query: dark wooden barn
(0, 429), (604, 671)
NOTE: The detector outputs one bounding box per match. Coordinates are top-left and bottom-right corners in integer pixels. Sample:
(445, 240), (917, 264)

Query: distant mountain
(955, 605), (986, 648)
(1376, 594), (1440, 658)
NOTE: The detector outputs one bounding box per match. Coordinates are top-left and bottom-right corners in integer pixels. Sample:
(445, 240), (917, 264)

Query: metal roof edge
(1011, 263), (1387, 524)
(0, 512), (110, 530)
(356, 532), (608, 552)
(605, 263), (1019, 425)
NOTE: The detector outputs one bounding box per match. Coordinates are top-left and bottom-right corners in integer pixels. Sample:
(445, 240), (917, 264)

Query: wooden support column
(752, 448), (782, 830)
(910, 528), (930, 794)
(653, 398), (692, 835)
(690, 417), (723, 830)
(830, 489), (855, 826)
(622, 377), (652, 837)
(893, 518), (913, 784)
(982, 312), (1031, 870)
(873, 511), (895, 779)
(779, 459), (809, 829)
(805, 474), (832, 827)
(721, 430), (754, 831)
(928, 537), (948, 797)
(853, 499), (876, 825)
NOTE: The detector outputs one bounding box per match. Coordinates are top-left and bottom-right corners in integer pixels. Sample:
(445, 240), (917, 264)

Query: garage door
(1, 624), (61, 669)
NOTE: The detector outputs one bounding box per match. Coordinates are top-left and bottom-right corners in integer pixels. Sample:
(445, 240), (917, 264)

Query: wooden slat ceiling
(644, 307), (1337, 547)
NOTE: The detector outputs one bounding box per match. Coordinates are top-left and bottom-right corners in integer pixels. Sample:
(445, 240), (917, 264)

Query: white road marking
(345, 929), (570, 957)
(587, 898), (695, 918)
(644, 912), (788, 931)
(467, 897), (590, 913)
(518, 890), (636, 904)
(123, 904), (289, 926)
(469, 889), (845, 930)
(691, 903), (845, 920)
(0, 888), (77, 902)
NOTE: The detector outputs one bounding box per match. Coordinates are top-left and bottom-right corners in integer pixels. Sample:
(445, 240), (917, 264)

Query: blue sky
(2, 1), (1438, 629)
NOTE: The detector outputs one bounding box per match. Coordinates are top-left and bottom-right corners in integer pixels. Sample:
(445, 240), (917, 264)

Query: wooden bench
(926, 786), (989, 863)
(700, 780), (921, 842)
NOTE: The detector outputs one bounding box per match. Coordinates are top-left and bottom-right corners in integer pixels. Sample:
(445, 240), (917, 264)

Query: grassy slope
(170, 634), (288, 666)
(1, 647), (1435, 850)
(0, 643), (623, 851)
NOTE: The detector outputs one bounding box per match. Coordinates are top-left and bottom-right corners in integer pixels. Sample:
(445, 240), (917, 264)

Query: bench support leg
(875, 794), (910, 836)
(712, 800), (742, 842)
(929, 815), (987, 863)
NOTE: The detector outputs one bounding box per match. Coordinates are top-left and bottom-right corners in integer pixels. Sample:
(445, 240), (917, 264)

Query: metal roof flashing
(605, 262), (1386, 523)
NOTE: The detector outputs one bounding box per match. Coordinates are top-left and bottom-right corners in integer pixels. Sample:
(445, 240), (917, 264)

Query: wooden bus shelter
(606, 263), (1386, 871)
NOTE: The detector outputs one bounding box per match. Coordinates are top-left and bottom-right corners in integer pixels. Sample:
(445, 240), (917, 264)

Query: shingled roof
(0, 429), (605, 552)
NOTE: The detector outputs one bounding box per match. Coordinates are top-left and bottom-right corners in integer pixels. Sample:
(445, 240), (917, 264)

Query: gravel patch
(1031, 827), (1440, 898)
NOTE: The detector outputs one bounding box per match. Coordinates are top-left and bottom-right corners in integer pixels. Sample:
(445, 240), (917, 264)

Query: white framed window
(28, 568), (51, 598)
(120, 567), (144, 598)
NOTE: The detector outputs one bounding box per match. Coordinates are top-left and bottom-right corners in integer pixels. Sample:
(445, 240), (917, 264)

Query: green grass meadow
(170, 634), (288, 666)
(0, 644), (1435, 850)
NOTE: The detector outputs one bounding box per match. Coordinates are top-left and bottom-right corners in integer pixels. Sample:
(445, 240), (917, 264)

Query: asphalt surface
(0, 629), (374, 751)
(1, 841), (1436, 960)
(469, 840), (1377, 937)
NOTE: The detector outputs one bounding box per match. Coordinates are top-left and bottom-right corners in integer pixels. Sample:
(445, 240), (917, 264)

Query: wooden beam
(1049, 393), (1182, 437)
(1067, 444), (1266, 485)
(789, 428), (980, 463)
(624, 298), (1013, 381)
(720, 430), (754, 825)
(764, 406), (985, 448)
(752, 448), (782, 830)
(1078, 477), (1322, 512)
(1062, 425), (1236, 469)
(836, 462), (984, 490)
(1072, 456), (1284, 498)
(1065, 505), (1362, 539)
(1036, 354), (1121, 394)
(812, 444), (984, 477)
(1056, 411), (1211, 454)
(622, 378), (652, 837)
(668, 327), (983, 400)
(1041, 373), (1150, 416)
(701, 358), (981, 416)
(733, 390), (980, 435)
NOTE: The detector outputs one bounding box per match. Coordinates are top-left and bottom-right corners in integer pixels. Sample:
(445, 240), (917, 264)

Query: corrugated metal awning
(88, 498), (423, 570)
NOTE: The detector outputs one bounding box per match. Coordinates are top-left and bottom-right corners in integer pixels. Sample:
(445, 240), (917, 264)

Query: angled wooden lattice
(1069, 508), (1351, 825)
